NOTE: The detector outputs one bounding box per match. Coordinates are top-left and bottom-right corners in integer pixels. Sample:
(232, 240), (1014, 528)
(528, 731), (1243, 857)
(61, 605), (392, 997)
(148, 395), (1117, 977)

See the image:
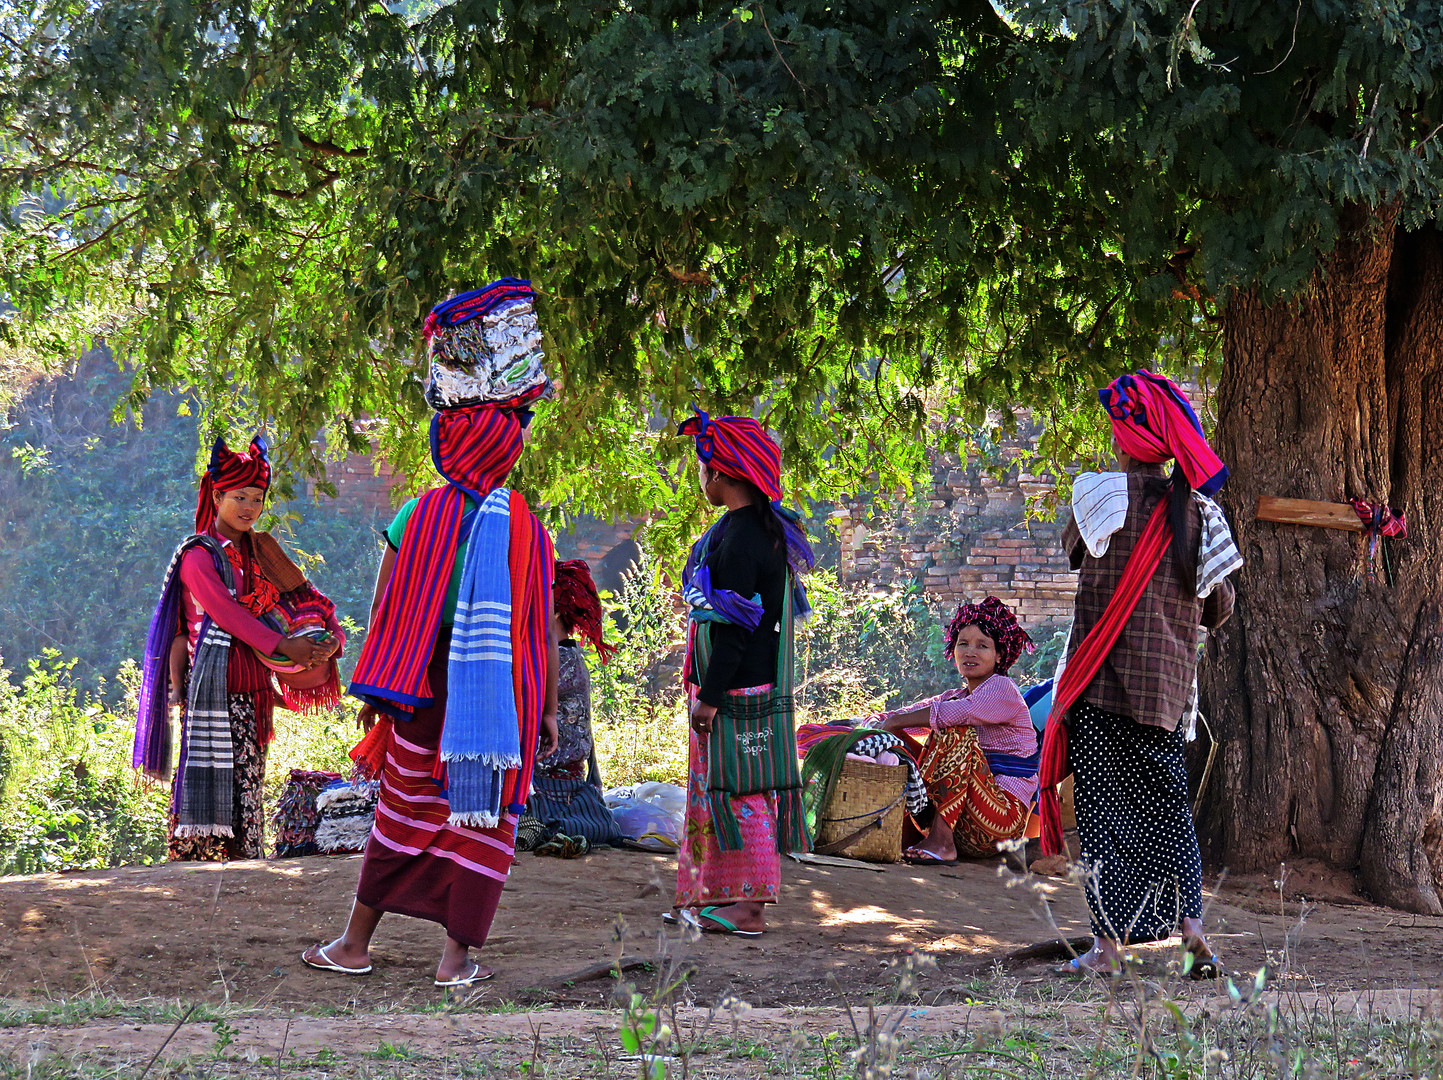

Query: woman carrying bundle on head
(667, 411), (814, 937)
(869, 597), (1038, 865)
(1041, 370), (1240, 978)
(515, 558), (620, 856)
(134, 436), (344, 862)
(303, 279), (558, 988)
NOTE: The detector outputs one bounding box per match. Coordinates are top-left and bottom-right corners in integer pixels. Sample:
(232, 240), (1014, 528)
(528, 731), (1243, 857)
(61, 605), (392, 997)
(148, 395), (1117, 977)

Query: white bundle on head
(425, 283), (550, 411)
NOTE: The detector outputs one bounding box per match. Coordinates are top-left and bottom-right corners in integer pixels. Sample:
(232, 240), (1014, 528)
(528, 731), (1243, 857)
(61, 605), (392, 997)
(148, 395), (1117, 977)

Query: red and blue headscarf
(195, 435), (270, 534)
(679, 410), (783, 501)
(1099, 371), (1227, 495)
(679, 410), (814, 578)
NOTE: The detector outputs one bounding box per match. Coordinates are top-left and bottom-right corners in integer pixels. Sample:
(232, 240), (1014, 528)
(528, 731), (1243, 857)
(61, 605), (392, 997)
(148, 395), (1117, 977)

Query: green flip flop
(698, 905), (764, 937)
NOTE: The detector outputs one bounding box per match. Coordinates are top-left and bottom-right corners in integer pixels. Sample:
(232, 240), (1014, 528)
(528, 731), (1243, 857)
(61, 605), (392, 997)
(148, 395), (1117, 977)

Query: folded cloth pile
(849, 731), (929, 816)
(271, 769), (343, 857)
(314, 779), (378, 855)
(423, 279), (550, 410)
(847, 749), (901, 766)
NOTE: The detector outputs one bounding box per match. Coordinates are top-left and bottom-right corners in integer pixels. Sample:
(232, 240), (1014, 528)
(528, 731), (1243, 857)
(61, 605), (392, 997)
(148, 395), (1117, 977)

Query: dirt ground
(1, 846), (1441, 1016)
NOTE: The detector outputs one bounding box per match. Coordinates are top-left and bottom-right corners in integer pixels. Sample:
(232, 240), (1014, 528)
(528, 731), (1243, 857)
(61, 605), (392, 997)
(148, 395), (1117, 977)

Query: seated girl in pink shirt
(873, 597), (1037, 864)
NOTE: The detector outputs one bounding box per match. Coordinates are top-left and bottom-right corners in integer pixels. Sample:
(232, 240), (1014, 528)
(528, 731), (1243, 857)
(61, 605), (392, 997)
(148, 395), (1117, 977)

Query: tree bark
(1200, 208), (1443, 912)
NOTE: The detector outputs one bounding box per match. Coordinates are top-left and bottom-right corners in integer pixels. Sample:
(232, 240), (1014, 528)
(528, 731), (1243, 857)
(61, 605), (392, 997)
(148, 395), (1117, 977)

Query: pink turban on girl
(1098, 371), (1228, 495)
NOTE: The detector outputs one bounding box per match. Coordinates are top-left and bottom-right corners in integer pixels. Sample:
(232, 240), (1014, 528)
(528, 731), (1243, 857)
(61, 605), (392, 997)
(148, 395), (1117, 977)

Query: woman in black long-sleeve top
(689, 504), (787, 707)
(671, 412), (813, 936)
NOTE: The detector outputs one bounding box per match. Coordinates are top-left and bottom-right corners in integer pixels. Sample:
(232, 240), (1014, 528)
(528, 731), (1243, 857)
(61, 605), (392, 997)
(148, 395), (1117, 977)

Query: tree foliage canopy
(2, 1), (1442, 520)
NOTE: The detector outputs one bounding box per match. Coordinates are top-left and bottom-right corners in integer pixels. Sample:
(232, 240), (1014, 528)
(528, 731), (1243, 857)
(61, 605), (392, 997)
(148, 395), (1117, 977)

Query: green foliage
(589, 545), (691, 787)
(263, 698), (366, 811)
(3, 1), (1441, 544)
(0, 645), (367, 875)
(0, 653), (168, 875)
(1008, 1), (1443, 301)
(0, 0), (1217, 525)
(796, 571), (956, 721)
(0, 349), (391, 697)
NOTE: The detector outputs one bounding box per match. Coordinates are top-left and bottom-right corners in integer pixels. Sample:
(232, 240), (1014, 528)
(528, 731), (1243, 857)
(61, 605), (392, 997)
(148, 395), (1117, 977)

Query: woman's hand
(356, 704), (378, 733)
(878, 706), (929, 734)
(318, 634), (344, 662)
(278, 636), (329, 669)
(539, 711), (559, 757)
(690, 699), (719, 735)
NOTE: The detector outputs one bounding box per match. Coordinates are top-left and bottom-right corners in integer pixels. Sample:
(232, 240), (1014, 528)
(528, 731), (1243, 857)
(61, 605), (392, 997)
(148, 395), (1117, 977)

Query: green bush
(796, 570), (958, 723)
(263, 698), (366, 810)
(589, 547), (690, 787)
(0, 650), (366, 876)
(0, 653), (168, 874)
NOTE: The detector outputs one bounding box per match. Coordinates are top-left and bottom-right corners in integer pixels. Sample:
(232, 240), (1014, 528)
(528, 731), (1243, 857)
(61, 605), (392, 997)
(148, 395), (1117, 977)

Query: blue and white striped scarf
(442, 487), (521, 827)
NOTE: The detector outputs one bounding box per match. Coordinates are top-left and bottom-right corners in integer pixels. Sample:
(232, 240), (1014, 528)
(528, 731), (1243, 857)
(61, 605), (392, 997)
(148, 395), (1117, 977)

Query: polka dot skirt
(1070, 700), (1203, 943)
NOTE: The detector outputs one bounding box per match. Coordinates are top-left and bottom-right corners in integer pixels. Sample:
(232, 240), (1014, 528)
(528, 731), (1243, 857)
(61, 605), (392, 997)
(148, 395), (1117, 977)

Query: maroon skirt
(356, 632), (517, 948)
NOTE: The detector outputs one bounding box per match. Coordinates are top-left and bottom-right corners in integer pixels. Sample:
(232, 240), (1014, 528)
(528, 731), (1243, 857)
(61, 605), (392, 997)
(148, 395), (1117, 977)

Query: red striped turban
(195, 435), (271, 534)
(678, 410), (783, 501)
(1099, 371), (1228, 496)
(432, 403), (526, 495)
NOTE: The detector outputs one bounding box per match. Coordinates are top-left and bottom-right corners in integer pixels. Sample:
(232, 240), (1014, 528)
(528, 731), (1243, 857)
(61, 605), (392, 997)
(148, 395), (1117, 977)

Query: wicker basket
(814, 759), (909, 863)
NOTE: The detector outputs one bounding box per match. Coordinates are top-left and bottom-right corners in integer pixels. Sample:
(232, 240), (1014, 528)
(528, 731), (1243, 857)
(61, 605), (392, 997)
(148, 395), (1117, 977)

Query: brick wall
(309, 450), (405, 516)
(832, 447), (1077, 634)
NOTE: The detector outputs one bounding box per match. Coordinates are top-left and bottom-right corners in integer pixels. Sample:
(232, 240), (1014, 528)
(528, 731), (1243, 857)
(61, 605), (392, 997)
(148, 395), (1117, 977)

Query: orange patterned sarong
(913, 727), (1028, 857)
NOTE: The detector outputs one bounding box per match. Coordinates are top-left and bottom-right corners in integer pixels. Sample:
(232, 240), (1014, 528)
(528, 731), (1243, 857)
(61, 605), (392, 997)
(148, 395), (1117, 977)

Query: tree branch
(56, 206), (144, 262)
(226, 116), (369, 158)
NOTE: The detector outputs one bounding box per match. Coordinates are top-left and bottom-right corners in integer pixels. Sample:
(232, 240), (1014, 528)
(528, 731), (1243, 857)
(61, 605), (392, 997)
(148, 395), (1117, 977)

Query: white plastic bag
(603, 781), (686, 850)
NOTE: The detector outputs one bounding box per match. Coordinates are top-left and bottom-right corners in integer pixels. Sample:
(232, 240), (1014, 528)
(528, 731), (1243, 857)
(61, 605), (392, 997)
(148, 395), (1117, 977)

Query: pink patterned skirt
(675, 684), (780, 908)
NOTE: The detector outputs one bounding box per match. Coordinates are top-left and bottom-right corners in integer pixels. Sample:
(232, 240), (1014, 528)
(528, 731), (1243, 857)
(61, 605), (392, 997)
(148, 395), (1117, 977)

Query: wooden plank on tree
(1256, 496), (1363, 532)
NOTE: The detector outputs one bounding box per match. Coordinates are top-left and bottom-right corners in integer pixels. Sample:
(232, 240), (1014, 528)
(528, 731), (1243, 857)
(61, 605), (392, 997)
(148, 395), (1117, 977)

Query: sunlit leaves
(2, 0), (1441, 536)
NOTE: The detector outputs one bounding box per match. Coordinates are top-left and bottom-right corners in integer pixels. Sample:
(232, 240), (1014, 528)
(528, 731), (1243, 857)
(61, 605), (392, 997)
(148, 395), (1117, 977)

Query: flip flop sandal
(903, 849), (959, 866)
(434, 961), (494, 988)
(301, 943), (372, 976)
(697, 905), (764, 937)
(1055, 955), (1121, 978)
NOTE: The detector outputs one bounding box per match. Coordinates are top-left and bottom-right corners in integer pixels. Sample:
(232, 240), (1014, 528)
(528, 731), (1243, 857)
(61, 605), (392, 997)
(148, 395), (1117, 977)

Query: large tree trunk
(1199, 208), (1443, 913)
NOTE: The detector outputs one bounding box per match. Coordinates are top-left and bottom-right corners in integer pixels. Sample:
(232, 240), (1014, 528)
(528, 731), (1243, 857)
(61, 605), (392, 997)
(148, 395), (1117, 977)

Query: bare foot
(302, 938), (370, 973)
(435, 959), (493, 985)
(697, 902), (766, 934)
